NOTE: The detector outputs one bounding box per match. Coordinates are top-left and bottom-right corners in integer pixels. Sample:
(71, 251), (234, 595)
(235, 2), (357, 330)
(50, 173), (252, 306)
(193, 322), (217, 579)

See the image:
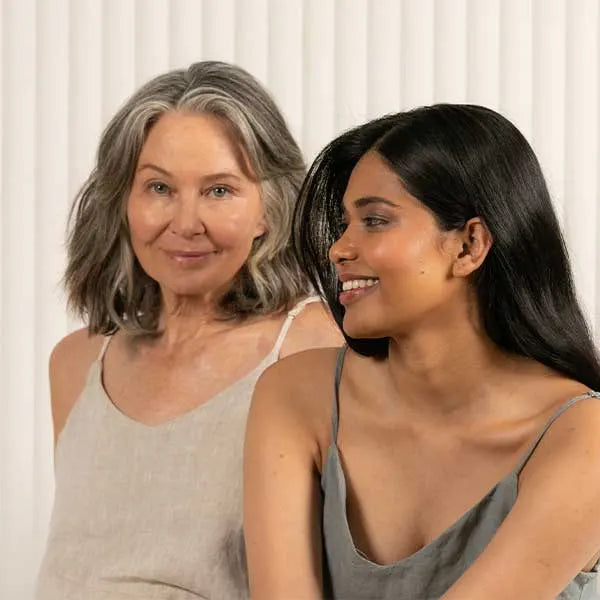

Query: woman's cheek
(208, 210), (260, 247)
(127, 197), (170, 241)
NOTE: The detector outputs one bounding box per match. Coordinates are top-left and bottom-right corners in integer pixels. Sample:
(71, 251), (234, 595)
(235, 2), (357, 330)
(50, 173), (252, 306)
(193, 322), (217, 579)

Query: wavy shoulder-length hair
(66, 61), (309, 335)
(293, 104), (600, 391)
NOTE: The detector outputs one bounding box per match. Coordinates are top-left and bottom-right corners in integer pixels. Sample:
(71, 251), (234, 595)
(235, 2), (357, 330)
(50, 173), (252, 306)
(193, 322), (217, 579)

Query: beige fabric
(36, 298), (318, 600)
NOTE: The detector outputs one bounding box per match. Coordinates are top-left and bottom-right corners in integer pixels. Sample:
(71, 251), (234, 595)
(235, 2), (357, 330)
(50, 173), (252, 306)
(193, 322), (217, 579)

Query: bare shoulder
(251, 347), (342, 452)
(49, 327), (105, 443)
(521, 389), (600, 481)
(257, 346), (341, 405)
(441, 390), (600, 599)
(279, 299), (344, 358)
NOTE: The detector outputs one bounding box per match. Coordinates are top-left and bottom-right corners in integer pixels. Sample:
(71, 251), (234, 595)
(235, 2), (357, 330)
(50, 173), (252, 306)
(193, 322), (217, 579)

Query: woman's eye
(148, 182), (171, 195)
(209, 186), (231, 198)
(364, 216), (388, 227)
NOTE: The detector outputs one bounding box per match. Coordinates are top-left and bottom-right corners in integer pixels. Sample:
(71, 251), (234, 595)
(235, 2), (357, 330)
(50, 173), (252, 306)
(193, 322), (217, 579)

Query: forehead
(343, 151), (407, 208)
(139, 110), (253, 177)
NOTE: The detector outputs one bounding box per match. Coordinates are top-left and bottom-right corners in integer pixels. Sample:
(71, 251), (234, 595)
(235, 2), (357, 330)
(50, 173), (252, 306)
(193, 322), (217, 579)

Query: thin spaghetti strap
(515, 390), (600, 474)
(271, 295), (321, 357)
(331, 345), (348, 444)
(97, 335), (113, 363)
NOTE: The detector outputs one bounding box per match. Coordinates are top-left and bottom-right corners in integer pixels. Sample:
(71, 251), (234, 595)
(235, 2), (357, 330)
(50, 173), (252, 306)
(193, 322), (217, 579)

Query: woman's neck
(152, 289), (238, 351)
(384, 315), (537, 426)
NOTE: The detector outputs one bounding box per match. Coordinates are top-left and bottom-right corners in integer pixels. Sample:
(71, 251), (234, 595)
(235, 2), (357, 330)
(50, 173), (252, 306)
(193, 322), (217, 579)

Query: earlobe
(253, 220), (268, 240)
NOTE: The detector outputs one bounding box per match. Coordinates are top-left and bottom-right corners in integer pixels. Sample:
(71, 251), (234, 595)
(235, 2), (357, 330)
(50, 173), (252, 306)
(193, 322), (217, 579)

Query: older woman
(36, 61), (341, 600)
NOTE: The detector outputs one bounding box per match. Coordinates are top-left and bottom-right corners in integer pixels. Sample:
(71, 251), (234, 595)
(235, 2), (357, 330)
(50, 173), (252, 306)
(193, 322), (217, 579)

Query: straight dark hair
(293, 104), (600, 391)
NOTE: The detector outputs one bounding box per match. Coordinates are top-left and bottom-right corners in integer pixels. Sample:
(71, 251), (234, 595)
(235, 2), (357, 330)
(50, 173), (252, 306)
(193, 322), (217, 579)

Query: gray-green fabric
(322, 345), (600, 600)
(35, 298), (318, 600)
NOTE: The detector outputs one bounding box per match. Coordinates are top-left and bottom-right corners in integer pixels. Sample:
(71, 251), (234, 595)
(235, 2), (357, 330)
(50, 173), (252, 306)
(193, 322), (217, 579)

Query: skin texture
(50, 110), (342, 437)
(244, 151), (600, 599)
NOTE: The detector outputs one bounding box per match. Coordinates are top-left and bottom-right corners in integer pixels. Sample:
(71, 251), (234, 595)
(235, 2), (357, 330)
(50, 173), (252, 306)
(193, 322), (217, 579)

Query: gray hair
(65, 61), (310, 335)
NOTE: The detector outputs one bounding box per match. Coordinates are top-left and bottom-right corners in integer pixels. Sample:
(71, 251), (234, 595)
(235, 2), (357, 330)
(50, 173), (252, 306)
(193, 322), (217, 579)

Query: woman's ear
(253, 216), (268, 240)
(451, 217), (493, 278)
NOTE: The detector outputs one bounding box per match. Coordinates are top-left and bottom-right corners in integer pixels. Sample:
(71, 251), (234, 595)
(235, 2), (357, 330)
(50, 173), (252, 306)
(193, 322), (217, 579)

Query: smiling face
(126, 110), (266, 303)
(329, 151), (466, 339)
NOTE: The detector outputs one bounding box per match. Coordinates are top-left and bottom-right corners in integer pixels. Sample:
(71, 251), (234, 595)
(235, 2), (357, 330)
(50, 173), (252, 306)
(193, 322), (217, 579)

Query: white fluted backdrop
(1, 1), (599, 597)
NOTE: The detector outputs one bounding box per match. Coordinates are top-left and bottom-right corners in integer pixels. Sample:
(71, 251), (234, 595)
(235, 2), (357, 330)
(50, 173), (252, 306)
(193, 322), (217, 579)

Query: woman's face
(329, 151), (462, 339)
(127, 110), (266, 301)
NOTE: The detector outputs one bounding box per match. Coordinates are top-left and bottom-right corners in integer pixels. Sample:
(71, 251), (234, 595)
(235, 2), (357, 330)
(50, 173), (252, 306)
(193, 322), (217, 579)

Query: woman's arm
(244, 355), (327, 600)
(441, 398), (600, 600)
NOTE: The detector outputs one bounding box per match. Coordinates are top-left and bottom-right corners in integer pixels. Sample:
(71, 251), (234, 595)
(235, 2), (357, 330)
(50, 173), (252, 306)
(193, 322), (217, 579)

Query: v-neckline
(94, 347), (275, 429)
(326, 441), (518, 570)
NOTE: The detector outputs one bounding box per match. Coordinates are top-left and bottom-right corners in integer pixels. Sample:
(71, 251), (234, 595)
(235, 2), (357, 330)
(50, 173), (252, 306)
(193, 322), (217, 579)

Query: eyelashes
(147, 181), (171, 195)
(207, 185), (233, 199)
(340, 215), (391, 230)
(362, 216), (389, 228)
(144, 182), (234, 199)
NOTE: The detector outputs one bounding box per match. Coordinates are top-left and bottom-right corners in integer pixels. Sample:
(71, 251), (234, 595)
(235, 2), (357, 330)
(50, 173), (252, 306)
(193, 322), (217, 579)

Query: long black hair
(293, 104), (600, 391)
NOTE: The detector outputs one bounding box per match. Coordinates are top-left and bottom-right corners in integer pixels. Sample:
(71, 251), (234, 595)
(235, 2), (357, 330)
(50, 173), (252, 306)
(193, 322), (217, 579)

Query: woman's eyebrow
(136, 163), (172, 176)
(199, 172), (243, 184)
(352, 196), (400, 209)
(136, 165), (243, 184)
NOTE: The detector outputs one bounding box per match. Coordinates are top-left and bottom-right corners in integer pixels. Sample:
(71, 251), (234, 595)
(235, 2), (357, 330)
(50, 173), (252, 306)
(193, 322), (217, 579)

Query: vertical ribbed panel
(136, 0), (170, 85)
(532, 0), (566, 220)
(2, 2), (600, 597)
(68, 1), (102, 199)
(235, 0), (268, 84)
(435, 0), (468, 103)
(1, 1), (36, 597)
(169, 0), (203, 69)
(467, 0), (500, 109)
(402, 0), (435, 107)
(500, 0), (533, 139)
(34, 2), (69, 586)
(268, 0), (304, 143)
(367, 0), (402, 119)
(202, 0), (236, 61)
(103, 0), (135, 121)
(335, 0), (369, 132)
(303, 0), (335, 161)
(565, 0), (599, 331)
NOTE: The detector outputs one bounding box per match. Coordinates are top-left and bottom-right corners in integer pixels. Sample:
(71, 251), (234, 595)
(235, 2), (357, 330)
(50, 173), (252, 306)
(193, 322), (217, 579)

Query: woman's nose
(329, 228), (358, 264)
(170, 193), (206, 239)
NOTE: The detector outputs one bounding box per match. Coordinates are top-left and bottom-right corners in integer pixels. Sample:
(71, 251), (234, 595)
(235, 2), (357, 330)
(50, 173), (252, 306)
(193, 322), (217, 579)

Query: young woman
(36, 61), (341, 600)
(244, 105), (600, 599)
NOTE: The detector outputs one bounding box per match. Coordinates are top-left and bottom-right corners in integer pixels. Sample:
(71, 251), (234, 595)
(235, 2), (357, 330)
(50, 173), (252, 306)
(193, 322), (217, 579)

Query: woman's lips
(338, 279), (379, 306)
(163, 250), (216, 264)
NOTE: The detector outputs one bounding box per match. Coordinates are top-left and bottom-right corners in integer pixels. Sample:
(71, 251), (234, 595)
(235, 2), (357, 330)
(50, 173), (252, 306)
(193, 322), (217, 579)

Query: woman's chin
(158, 279), (227, 300)
(342, 318), (388, 341)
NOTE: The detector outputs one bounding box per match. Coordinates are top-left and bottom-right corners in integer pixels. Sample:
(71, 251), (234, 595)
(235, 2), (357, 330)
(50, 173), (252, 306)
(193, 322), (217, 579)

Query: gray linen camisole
(35, 297), (318, 600)
(322, 346), (600, 600)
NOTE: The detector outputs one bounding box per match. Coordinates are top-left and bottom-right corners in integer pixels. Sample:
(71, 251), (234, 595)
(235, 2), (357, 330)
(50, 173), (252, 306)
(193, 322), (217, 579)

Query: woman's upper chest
(102, 317), (284, 425)
(335, 416), (534, 565)
(331, 373), (577, 567)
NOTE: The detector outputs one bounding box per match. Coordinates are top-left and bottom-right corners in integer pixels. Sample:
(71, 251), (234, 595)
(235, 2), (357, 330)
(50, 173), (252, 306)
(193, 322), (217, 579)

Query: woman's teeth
(341, 278), (379, 291)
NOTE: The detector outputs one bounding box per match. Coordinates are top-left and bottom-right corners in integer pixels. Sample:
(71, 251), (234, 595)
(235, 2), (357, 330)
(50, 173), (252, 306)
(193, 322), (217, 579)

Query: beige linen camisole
(35, 297), (318, 600)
